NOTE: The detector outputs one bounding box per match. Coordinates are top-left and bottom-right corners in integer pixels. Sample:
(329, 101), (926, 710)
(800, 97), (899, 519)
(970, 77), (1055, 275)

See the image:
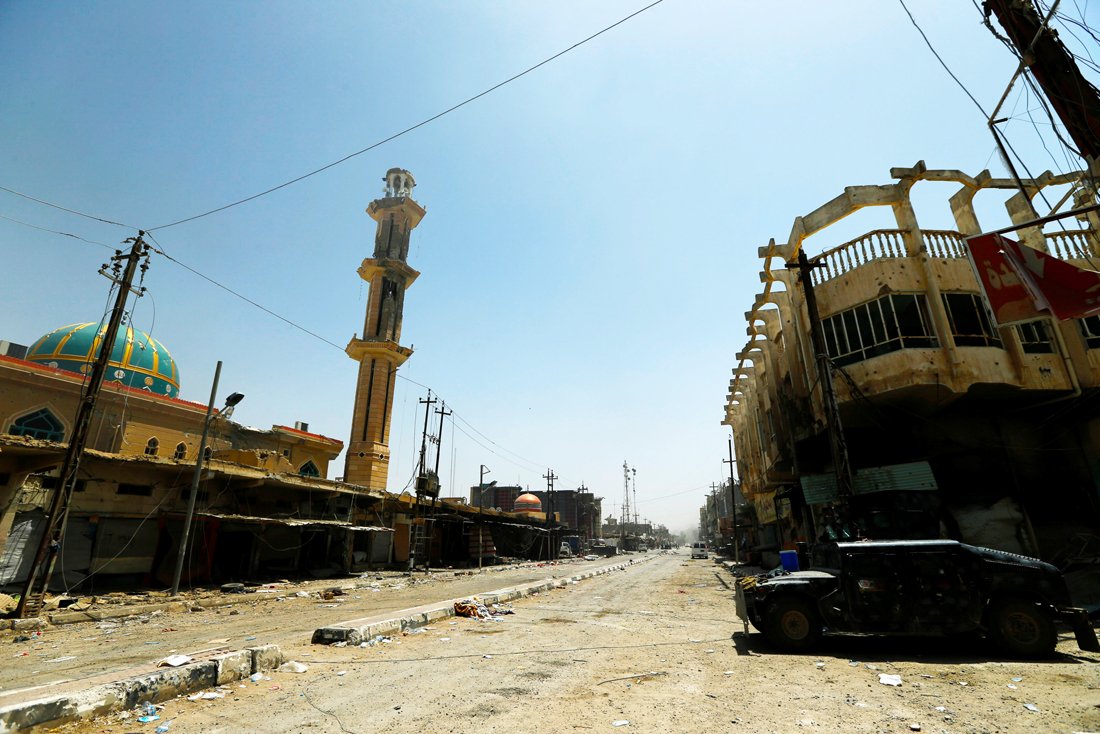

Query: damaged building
(723, 162), (1100, 583)
(0, 169), (559, 596)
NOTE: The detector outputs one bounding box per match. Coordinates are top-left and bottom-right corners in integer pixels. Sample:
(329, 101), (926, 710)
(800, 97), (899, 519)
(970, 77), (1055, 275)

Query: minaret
(344, 168), (425, 489)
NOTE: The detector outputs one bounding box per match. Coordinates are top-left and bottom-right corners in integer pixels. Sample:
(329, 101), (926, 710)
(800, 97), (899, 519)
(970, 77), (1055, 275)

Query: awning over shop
(193, 513), (392, 531)
(799, 461), (938, 505)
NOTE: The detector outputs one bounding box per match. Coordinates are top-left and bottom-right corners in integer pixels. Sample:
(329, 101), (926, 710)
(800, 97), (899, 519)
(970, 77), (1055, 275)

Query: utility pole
(631, 467), (638, 530)
(620, 461), (630, 552)
(16, 233), (150, 618)
(724, 437), (740, 564)
(709, 483), (720, 548)
(982, 0), (1100, 167)
(543, 469), (557, 560)
(409, 391), (437, 572)
(787, 250), (853, 504)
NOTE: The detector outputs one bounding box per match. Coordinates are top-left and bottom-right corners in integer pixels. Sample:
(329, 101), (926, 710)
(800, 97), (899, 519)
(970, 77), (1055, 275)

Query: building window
(282, 449), (291, 458)
(9, 409), (64, 441)
(117, 483), (153, 496)
(823, 293), (938, 367)
(1016, 319), (1054, 354)
(173, 442), (187, 460)
(942, 292), (1002, 347)
(299, 460), (320, 477)
(144, 437), (159, 456)
(1080, 315), (1100, 349)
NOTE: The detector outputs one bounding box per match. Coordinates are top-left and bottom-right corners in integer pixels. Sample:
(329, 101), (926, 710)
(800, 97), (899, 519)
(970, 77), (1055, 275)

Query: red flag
(966, 233), (1100, 324)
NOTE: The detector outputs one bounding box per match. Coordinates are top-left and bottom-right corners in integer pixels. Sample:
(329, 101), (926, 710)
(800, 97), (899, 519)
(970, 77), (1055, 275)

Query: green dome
(26, 323), (180, 398)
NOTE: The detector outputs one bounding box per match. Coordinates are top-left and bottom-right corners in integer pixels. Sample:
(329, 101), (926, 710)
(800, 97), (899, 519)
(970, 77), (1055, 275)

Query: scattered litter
(295, 591), (311, 598)
(332, 641), (348, 648)
(156, 722), (172, 733)
(45, 656), (76, 663)
(958, 681), (969, 686)
(597, 671), (667, 685)
(277, 661), (309, 674)
(144, 642), (162, 646)
(919, 674), (932, 679)
(158, 654), (192, 667)
(705, 649), (715, 654)
(1012, 677), (1023, 682)
(1024, 703), (1040, 713)
(336, 671), (347, 677)
(440, 637), (450, 642)
(909, 725), (921, 732)
(934, 707), (946, 713)
(848, 660), (859, 667)
(137, 703), (160, 723)
(723, 671), (734, 676)
(815, 661), (825, 669)
(244, 636), (256, 641)
(689, 638), (702, 643)
(269, 685), (281, 691)
(878, 674), (903, 686)
(612, 721), (630, 727)
(483, 655), (493, 659)
(249, 673), (264, 683)
(187, 691), (224, 701)
(1008, 684), (1018, 690)
(865, 664), (879, 671)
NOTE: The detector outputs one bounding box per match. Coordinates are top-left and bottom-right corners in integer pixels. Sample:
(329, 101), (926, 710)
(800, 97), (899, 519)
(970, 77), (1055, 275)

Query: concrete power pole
(16, 234), (150, 618)
(983, 0), (1100, 168)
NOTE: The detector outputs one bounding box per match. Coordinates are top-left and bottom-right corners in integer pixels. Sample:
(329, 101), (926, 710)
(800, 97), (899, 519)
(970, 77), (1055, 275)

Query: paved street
(1, 558), (627, 697)
(57, 550), (1100, 733)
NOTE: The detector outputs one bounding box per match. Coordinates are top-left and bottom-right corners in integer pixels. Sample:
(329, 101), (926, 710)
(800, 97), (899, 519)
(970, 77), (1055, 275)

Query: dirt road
(57, 549), (1100, 733)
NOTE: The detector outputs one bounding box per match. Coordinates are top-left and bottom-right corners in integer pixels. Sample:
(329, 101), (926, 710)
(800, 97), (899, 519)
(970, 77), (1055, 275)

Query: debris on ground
(878, 674), (902, 686)
(277, 660), (309, 673)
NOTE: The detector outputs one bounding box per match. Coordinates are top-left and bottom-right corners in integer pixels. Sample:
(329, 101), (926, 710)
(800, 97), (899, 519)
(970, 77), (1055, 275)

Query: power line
(897, 0), (990, 117)
(0, 212), (117, 251)
(0, 184), (136, 229)
(146, 0), (666, 232)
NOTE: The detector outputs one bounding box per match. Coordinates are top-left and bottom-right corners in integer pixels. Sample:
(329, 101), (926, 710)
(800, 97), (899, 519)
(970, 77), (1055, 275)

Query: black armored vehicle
(735, 539), (1099, 656)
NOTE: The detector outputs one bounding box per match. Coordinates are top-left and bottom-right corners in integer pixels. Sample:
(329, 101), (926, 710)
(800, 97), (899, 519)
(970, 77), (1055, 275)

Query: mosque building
(0, 170), (560, 594)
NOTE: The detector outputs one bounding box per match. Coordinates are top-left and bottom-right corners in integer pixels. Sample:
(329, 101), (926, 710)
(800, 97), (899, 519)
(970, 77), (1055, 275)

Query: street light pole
(478, 464), (490, 571)
(171, 364), (243, 597)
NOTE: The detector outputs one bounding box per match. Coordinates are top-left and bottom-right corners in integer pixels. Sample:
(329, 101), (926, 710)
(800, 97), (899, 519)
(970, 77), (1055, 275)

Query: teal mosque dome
(25, 323), (180, 398)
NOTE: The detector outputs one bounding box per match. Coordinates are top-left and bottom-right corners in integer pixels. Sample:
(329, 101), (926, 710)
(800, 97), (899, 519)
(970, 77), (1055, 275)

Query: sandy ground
(52, 549), (1100, 734)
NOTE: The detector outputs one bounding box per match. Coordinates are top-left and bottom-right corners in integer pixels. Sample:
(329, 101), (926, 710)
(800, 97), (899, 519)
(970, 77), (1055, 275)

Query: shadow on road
(729, 629), (1093, 665)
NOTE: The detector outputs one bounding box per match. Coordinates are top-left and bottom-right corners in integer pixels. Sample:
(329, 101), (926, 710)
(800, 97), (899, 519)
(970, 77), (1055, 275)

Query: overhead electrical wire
(897, 0), (990, 117)
(144, 0), (666, 232)
(0, 184), (136, 229)
(0, 212), (118, 251)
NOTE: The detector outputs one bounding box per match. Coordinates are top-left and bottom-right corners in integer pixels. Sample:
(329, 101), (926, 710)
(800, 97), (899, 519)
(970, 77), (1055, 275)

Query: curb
(311, 556), (650, 645)
(0, 644), (284, 733)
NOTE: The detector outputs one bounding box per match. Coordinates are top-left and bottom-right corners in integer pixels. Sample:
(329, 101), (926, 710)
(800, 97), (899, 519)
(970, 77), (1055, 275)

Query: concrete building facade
(723, 162), (1100, 568)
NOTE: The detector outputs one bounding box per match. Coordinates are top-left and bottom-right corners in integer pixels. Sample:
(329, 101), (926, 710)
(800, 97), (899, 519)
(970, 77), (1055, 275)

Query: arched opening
(174, 442), (187, 460)
(299, 460), (320, 477)
(145, 437), (159, 456)
(8, 408), (64, 441)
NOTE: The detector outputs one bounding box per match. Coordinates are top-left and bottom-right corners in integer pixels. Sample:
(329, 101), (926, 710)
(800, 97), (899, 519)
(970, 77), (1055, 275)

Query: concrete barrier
(311, 556), (655, 647)
(0, 644), (284, 733)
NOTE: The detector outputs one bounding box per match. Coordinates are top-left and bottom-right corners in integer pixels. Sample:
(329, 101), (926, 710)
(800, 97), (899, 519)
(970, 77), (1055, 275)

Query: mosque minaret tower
(344, 168), (424, 489)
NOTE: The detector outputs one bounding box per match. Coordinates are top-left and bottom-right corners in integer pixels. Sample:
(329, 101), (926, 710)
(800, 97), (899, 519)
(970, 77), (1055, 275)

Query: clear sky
(1, 1), (1095, 536)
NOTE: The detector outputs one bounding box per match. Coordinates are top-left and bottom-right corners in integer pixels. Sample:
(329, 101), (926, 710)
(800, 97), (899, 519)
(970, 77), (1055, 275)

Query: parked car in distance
(735, 539), (1100, 657)
(691, 542), (708, 559)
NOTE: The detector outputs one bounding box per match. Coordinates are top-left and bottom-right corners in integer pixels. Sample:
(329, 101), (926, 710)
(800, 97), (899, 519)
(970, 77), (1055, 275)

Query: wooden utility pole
(16, 234), (149, 618)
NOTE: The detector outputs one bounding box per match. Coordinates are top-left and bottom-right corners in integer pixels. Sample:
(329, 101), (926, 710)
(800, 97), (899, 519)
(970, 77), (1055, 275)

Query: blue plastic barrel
(779, 550), (800, 572)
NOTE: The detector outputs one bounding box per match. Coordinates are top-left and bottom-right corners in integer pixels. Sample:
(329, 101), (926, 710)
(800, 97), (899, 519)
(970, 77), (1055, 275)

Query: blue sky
(1, 1), (1095, 534)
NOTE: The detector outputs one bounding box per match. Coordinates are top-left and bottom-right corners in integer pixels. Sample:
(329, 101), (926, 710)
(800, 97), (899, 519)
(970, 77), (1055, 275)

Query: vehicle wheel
(987, 598), (1056, 658)
(763, 596), (822, 651)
